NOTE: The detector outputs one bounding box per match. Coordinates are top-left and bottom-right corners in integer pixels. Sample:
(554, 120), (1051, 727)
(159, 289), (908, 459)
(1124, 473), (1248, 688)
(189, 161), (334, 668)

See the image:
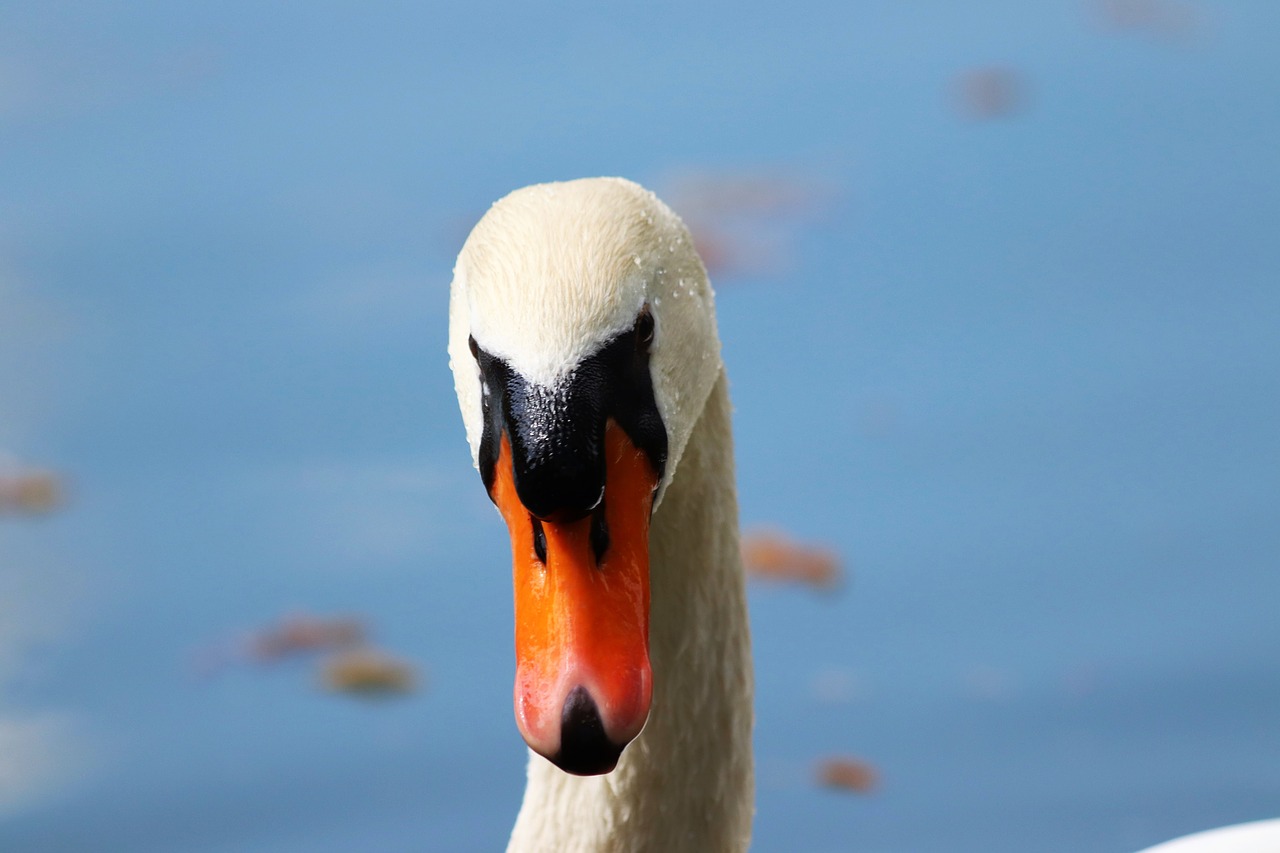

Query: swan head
(448, 177), (722, 775)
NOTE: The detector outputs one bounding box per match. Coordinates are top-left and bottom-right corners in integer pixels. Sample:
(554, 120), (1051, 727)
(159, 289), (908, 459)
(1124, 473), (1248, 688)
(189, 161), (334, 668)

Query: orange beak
(489, 420), (658, 775)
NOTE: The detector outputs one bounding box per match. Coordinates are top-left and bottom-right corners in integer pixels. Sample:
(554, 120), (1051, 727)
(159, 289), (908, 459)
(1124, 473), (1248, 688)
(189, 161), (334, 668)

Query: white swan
(1135, 819), (1280, 852)
(448, 177), (754, 852)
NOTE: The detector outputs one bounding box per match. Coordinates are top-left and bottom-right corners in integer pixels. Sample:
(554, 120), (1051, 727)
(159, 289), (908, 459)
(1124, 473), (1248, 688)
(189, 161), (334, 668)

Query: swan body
(449, 178), (754, 852)
(1135, 819), (1280, 852)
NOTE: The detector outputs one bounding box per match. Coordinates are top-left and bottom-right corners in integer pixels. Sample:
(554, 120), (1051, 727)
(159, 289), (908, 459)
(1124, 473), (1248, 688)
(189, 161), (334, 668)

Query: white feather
(1135, 819), (1280, 853)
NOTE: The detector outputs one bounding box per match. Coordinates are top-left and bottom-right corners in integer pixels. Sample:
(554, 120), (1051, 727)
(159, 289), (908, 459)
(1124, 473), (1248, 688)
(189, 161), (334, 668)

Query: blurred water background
(2, 2), (1278, 851)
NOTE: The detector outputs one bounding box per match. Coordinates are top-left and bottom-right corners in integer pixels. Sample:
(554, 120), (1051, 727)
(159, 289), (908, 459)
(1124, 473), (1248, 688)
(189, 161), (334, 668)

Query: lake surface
(1, 2), (1278, 850)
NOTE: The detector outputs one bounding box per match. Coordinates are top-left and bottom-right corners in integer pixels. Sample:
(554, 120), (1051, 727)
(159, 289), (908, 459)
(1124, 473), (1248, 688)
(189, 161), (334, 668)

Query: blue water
(1, 2), (1278, 850)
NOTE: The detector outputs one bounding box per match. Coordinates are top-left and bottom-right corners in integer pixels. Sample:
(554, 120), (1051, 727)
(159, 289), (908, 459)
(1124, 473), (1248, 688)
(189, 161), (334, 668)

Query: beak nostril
(531, 516), (547, 564)
(589, 504), (610, 567)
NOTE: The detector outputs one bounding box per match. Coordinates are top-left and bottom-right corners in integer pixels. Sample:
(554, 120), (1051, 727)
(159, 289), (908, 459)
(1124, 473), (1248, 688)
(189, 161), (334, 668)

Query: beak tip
(515, 673), (652, 777)
(548, 685), (628, 776)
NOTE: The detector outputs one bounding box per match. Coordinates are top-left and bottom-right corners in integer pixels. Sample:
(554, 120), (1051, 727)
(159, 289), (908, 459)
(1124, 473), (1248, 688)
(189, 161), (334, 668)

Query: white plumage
(1136, 819), (1280, 853)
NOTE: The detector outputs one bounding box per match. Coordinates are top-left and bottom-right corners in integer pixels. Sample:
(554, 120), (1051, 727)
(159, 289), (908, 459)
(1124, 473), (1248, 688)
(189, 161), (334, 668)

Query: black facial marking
(505, 371), (607, 521)
(531, 516), (547, 564)
(474, 346), (511, 497)
(472, 310), (668, 522)
(589, 504), (610, 566)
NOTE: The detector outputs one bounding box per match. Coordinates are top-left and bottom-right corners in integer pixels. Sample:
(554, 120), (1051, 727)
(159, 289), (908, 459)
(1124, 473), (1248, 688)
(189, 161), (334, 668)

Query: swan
(448, 177), (754, 852)
(1135, 819), (1280, 852)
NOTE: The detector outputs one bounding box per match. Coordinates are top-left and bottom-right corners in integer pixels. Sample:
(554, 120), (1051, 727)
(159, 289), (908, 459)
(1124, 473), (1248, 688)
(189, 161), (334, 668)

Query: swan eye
(635, 306), (655, 351)
(468, 335), (480, 359)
